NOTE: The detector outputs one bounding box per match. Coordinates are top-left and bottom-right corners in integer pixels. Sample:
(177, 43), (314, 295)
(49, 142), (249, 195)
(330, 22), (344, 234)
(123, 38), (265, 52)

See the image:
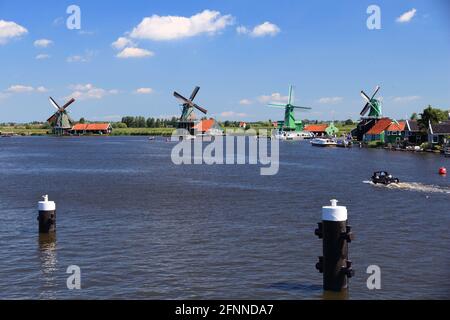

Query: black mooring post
(315, 199), (354, 292)
(38, 195), (56, 233)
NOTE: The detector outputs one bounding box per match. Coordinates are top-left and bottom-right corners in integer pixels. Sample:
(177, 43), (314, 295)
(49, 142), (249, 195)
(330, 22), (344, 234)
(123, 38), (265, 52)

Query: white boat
(310, 138), (337, 147)
(274, 131), (314, 141)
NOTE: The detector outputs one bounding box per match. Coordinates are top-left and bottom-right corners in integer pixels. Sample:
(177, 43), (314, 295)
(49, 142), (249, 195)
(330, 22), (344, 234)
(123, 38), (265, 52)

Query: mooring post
(37, 195), (56, 233)
(315, 199), (354, 292)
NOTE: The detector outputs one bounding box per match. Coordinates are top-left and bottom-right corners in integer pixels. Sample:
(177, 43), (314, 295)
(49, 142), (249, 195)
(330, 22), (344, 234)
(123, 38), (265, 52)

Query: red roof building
(193, 119), (224, 135)
(71, 123), (112, 135)
(304, 124), (328, 133)
(364, 118), (393, 142)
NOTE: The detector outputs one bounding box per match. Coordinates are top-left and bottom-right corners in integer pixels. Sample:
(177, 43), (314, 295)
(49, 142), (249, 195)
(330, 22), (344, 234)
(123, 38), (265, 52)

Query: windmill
(173, 86), (208, 135)
(351, 85), (384, 141)
(267, 85), (311, 132)
(47, 97), (76, 135)
(360, 85), (382, 119)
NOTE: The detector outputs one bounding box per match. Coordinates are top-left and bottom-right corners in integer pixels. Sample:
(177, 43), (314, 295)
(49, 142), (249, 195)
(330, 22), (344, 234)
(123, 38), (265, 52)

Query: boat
(274, 131), (314, 141)
(371, 171), (400, 185)
(336, 139), (352, 148)
(310, 138), (337, 147)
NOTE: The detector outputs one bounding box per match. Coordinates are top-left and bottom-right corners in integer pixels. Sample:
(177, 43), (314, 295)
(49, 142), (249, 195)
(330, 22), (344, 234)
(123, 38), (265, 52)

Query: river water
(0, 136), (448, 299)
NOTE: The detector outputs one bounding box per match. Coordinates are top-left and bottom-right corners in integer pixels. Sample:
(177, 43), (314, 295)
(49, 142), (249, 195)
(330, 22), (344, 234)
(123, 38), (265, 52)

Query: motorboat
(310, 138), (337, 147)
(371, 171), (400, 185)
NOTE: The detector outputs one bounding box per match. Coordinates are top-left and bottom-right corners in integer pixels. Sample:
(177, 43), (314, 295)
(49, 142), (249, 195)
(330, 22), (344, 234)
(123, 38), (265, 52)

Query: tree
(79, 117), (86, 124)
(121, 116), (135, 128)
(344, 119), (354, 126)
(410, 112), (418, 120)
(146, 117), (155, 128)
(418, 106), (448, 131)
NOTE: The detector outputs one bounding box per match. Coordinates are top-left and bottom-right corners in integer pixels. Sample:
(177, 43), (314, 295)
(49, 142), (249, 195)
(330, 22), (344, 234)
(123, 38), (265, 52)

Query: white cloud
(34, 39), (53, 48)
(220, 111), (247, 118)
(112, 37), (135, 50)
(134, 87), (153, 94)
(129, 10), (234, 41)
(36, 54), (51, 60)
(258, 93), (289, 104)
(116, 47), (154, 58)
(5, 85), (48, 93)
(0, 20), (28, 44)
(67, 50), (95, 63)
(67, 84), (118, 100)
(396, 8), (417, 23)
(317, 97), (343, 104)
(6, 85), (35, 93)
(239, 99), (252, 105)
(392, 96), (421, 103)
(237, 22), (280, 37)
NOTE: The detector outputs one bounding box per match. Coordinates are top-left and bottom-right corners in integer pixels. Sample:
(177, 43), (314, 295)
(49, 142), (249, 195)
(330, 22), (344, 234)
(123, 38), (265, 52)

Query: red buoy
(439, 167), (447, 175)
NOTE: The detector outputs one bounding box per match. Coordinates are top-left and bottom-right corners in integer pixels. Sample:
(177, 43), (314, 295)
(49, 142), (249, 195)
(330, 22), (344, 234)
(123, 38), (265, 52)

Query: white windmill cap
(38, 195), (55, 211)
(322, 199), (347, 222)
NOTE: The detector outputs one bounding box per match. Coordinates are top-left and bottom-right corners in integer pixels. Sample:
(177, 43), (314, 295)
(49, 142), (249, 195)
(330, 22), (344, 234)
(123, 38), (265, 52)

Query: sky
(0, 0), (449, 123)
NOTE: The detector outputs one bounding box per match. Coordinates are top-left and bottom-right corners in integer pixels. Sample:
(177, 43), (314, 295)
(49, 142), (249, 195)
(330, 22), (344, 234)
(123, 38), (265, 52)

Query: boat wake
(363, 181), (450, 194)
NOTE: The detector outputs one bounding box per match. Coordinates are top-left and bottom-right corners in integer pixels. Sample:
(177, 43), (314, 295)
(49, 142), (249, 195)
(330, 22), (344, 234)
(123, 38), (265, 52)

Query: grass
(0, 125), (49, 135)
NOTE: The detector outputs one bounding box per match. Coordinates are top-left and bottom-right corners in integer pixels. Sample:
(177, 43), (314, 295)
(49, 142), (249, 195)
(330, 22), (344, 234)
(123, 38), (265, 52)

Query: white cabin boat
(310, 138), (337, 147)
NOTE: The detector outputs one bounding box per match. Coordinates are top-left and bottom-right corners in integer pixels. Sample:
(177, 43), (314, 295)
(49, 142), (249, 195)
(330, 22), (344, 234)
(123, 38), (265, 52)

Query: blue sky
(0, 0), (449, 123)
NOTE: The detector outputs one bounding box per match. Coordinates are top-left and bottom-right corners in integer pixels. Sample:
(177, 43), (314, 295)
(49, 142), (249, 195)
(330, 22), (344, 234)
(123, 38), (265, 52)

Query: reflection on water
(38, 234), (58, 299)
(322, 290), (349, 300)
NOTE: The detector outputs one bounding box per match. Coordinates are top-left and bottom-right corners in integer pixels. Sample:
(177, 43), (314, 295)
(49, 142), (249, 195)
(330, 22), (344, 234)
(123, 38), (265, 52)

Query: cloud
(36, 54), (51, 60)
(220, 111), (247, 118)
(129, 10), (234, 41)
(317, 97), (343, 104)
(239, 99), (252, 105)
(67, 84), (118, 100)
(34, 39), (53, 48)
(258, 93), (288, 104)
(392, 96), (421, 103)
(67, 50), (95, 63)
(237, 22), (280, 37)
(0, 20), (28, 44)
(134, 87), (153, 94)
(396, 8), (417, 23)
(116, 47), (154, 58)
(112, 37), (135, 50)
(5, 85), (48, 93)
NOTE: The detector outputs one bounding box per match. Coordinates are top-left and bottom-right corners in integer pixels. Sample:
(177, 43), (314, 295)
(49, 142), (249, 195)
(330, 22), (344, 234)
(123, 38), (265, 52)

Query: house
(428, 121), (450, 145)
(304, 122), (339, 137)
(71, 123), (112, 135)
(363, 118), (392, 143)
(385, 121), (406, 144)
(194, 119), (224, 136)
(239, 122), (247, 128)
(404, 120), (426, 144)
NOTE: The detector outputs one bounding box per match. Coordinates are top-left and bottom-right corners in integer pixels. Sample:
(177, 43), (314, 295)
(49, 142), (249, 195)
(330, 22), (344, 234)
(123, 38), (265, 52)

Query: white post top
(322, 199), (347, 222)
(38, 195), (56, 211)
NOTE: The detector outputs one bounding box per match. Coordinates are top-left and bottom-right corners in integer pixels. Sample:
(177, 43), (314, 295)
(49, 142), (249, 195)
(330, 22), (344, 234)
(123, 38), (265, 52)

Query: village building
(428, 121), (450, 145)
(304, 123), (339, 137)
(71, 123), (112, 135)
(405, 120), (426, 145)
(239, 122), (247, 128)
(385, 121), (406, 144)
(193, 119), (224, 136)
(362, 118), (392, 143)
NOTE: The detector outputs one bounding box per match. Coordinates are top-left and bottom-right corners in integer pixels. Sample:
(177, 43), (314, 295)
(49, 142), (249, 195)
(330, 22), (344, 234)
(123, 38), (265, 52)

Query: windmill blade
(47, 112), (58, 124)
(173, 91), (190, 105)
(288, 85), (294, 105)
(370, 85), (380, 101)
(360, 90), (375, 116)
(49, 97), (60, 110)
(291, 105), (311, 110)
(360, 103), (371, 116)
(268, 103), (288, 108)
(189, 86), (200, 101)
(61, 98), (75, 110)
(193, 103), (207, 114)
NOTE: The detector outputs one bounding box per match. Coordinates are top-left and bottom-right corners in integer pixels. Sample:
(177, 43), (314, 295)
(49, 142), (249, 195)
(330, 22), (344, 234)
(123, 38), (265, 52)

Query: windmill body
(173, 86), (208, 136)
(47, 97), (76, 135)
(267, 85), (312, 140)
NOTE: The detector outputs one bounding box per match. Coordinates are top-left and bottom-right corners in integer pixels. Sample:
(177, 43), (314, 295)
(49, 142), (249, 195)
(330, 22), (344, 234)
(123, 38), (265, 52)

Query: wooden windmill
(173, 86), (208, 135)
(47, 97), (76, 135)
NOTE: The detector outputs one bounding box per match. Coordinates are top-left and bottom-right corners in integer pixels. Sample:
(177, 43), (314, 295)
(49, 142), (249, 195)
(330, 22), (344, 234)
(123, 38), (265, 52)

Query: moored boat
(310, 138), (337, 147)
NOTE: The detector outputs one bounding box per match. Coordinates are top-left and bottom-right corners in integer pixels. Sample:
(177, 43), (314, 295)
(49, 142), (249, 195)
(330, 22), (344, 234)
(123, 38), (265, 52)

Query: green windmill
(47, 97), (76, 135)
(360, 85), (382, 118)
(267, 85), (311, 132)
